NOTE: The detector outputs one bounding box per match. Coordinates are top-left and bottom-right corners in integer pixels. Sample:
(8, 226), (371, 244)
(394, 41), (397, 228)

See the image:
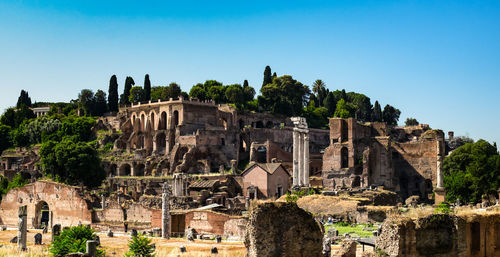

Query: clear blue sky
(1, 1), (499, 145)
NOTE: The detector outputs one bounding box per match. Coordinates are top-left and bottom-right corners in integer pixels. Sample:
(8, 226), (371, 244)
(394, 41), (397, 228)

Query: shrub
(49, 225), (104, 257)
(434, 202), (452, 214)
(125, 233), (155, 257)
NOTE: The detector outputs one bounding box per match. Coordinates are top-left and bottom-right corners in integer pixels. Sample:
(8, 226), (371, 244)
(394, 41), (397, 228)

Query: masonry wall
(0, 181), (92, 228)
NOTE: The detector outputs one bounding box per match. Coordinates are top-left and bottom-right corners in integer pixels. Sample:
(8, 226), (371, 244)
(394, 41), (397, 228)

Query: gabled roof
(188, 179), (219, 189)
(241, 162), (290, 176)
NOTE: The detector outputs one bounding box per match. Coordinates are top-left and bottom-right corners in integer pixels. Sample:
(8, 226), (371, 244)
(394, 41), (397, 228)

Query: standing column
(161, 183), (171, 239)
(293, 129), (299, 187)
(436, 156), (443, 189)
(303, 133), (310, 187)
(298, 132), (304, 186)
(18, 205), (27, 251)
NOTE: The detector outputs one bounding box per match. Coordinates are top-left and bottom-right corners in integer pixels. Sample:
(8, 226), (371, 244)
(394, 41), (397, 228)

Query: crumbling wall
(0, 181), (92, 228)
(376, 213), (500, 257)
(245, 202), (323, 257)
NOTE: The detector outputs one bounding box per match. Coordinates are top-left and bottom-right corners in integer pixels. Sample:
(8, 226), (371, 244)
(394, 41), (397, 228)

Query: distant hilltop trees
(0, 66), (404, 132)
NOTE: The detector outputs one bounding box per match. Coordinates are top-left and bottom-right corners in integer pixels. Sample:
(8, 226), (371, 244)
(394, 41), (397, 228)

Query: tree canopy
(258, 75), (309, 116)
(16, 90), (32, 108)
(108, 75), (119, 112)
(443, 139), (500, 203)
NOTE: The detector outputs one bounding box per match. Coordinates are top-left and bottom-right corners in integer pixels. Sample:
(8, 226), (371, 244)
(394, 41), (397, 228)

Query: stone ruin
(376, 212), (500, 257)
(244, 202), (323, 257)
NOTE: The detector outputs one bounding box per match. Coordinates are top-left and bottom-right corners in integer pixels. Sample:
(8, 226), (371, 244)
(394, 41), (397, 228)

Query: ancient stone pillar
(298, 133), (304, 186)
(173, 173), (185, 197)
(303, 133), (310, 187)
(18, 205), (27, 251)
(161, 182), (171, 239)
(293, 129), (299, 186)
(436, 156), (443, 189)
(52, 224), (61, 242)
(86, 240), (98, 257)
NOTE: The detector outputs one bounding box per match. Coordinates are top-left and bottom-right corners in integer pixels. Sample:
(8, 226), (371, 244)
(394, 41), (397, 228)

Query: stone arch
(131, 113), (137, 126)
(34, 201), (50, 229)
(141, 113), (146, 131)
(173, 110), (179, 127)
(341, 147), (349, 168)
(159, 111), (167, 130)
(149, 111), (156, 130)
(256, 146), (267, 163)
(134, 163), (145, 176)
(119, 163), (132, 176)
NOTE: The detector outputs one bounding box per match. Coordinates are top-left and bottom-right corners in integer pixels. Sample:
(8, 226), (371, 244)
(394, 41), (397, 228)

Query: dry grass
(0, 230), (245, 257)
(295, 194), (359, 216)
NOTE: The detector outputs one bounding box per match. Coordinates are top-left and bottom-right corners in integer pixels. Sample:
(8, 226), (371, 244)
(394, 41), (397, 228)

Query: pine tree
(263, 66), (272, 87)
(372, 101), (382, 122)
(324, 92), (336, 116)
(144, 74), (151, 101)
(120, 76), (135, 105)
(108, 75), (119, 112)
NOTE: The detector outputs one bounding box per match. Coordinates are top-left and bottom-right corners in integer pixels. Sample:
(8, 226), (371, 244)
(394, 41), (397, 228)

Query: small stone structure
(245, 202), (323, 257)
(34, 233), (42, 245)
(291, 117), (310, 187)
(337, 240), (356, 257)
(52, 224), (61, 241)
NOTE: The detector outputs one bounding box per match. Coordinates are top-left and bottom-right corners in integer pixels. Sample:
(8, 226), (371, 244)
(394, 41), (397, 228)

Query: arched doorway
(135, 164), (145, 176)
(120, 164), (131, 176)
(159, 112), (167, 130)
(141, 114), (146, 131)
(173, 110), (179, 127)
(35, 201), (50, 229)
(110, 164), (118, 177)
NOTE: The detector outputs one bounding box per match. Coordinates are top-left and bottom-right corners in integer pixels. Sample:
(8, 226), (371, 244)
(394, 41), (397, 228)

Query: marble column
(303, 133), (310, 187)
(161, 183), (171, 239)
(293, 129), (299, 187)
(298, 133), (304, 186)
(436, 156), (443, 189)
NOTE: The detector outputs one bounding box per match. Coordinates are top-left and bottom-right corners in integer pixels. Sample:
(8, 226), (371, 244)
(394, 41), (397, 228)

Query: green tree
(382, 104), (401, 125)
(16, 90), (32, 108)
(189, 85), (207, 101)
(125, 233), (155, 257)
(405, 117), (419, 126)
(443, 140), (500, 203)
(263, 66), (272, 87)
(350, 93), (372, 122)
(167, 83), (182, 99)
(258, 75), (309, 116)
(324, 92), (336, 116)
(40, 138), (105, 188)
(120, 76), (135, 105)
(0, 124), (11, 154)
(50, 225), (104, 257)
(129, 86), (145, 103)
(78, 89), (95, 116)
(372, 101), (383, 122)
(334, 99), (351, 118)
(312, 80), (327, 106)
(108, 75), (119, 112)
(144, 74), (151, 101)
(94, 90), (107, 116)
(242, 80), (255, 103)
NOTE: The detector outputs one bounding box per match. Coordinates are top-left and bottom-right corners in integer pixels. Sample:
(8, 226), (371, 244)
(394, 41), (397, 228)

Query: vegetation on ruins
(151, 82), (184, 101)
(405, 117), (419, 126)
(443, 139), (500, 203)
(0, 173), (28, 200)
(125, 233), (156, 257)
(129, 86), (146, 103)
(50, 225), (105, 257)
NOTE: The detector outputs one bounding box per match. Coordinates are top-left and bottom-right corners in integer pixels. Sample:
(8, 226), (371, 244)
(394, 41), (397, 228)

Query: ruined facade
(322, 118), (445, 200)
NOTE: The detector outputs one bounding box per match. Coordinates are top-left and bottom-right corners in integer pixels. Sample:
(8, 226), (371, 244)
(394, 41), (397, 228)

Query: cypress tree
(94, 90), (108, 116)
(120, 76), (135, 105)
(272, 72), (277, 79)
(372, 101), (382, 122)
(263, 66), (272, 87)
(108, 75), (119, 112)
(144, 74), (151, 101)
(243, 80), (249, 88)
(16, 90), (32, 108)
